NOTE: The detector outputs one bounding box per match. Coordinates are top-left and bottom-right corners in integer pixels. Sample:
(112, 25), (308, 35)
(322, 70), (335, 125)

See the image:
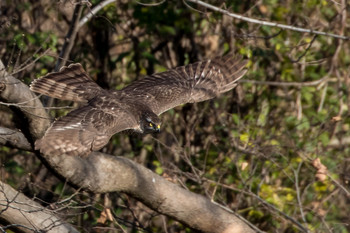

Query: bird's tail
(30, 63), (102, 102)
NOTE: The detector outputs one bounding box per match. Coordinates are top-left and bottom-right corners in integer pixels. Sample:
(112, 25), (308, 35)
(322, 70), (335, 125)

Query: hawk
(30, 54), (248, 157)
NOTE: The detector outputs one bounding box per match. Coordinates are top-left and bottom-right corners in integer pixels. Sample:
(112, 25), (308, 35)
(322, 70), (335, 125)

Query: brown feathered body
(30, 54), (248, 157)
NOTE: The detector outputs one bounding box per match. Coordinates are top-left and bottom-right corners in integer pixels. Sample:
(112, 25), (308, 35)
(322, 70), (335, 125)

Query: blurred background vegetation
(0, 0), (349, 232)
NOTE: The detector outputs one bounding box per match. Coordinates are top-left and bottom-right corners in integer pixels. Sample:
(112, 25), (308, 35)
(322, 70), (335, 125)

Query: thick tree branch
(46, 152), (255, 233)
(0, 60), (50, 140)
(0, 181), (79, 233)
(0, 127), (31, 151)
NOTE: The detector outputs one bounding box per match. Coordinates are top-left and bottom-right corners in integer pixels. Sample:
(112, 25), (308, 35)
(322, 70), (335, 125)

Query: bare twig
(296, 85), (302, 120)
(0, 100), (74, 110)
(317, 83), (328, 112)
(55, 3), (84, 70)
(290, 35), (318, 63)
(134, 0), (165, 7)
(327, 174), (350, 198)
(204, 178), (310, 233)
(78, 0), (117, 30)
(211, 201), (265, 233)
(239, 76), (328, 87)
(185, 0), (349, 40)
(11, 47), (51, 76)
(294, 162), (308, 227)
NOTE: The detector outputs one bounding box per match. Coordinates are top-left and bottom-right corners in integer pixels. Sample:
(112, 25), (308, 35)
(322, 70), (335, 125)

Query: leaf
(318, 132), (329, 146)
(239, 133), (249, 144)
(231, 113), (240, 125)
(158, 25), (176, 36)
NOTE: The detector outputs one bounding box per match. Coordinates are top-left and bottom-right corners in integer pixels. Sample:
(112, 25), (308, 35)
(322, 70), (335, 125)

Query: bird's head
(140, 111), (161, 134)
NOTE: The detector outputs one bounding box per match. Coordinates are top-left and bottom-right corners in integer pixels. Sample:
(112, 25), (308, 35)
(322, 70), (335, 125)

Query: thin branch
(290, 35), (318, 63)
(239, 75), (328, 87)
(204, 178), (309, 233)
(134, 0), (165, 7)
(0, 100), (74, 110)
(327, 174), (350, 198)
(211, 201), (265, 233)
(317, 83), (328, 112)
(11, 47), (51, 76)
(294, 162), (308, 227)
(186, 0), (349, 40)
(78, 0), (117, 30)
(55, 3), (84, 70)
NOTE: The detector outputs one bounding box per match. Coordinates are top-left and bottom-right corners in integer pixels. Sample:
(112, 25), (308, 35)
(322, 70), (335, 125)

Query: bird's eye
(149, 123), (153, 127)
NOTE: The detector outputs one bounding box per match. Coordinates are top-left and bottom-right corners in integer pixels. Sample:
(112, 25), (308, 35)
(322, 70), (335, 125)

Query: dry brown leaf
(241, 162), (249, 171)
(97, 209), (107, 224)
(259, 5), (268, 14)
(311, 158), (328, 181)
(331, 116), (342, 122)
(162, 173), (177, 183)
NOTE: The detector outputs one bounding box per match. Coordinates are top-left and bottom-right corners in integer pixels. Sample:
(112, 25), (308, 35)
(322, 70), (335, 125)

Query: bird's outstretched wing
(30, 63), (102, 102)
(32, 54), (247, 157)
(35, 104), (138, 157)
(121, 54), (248, 115)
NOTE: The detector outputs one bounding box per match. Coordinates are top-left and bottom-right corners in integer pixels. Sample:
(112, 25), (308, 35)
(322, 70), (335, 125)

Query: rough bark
(47, 152), (254, 233)
(0, 181), (79, 233)
(0, 126), (32, 151)
(0, 60), (50, 139)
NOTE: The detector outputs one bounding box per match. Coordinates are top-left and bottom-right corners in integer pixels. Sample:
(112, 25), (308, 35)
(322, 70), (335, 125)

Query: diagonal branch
(0, 181), (79, 233)
(186, 0), (349, 40)
(78, 0), (117, 30)
(46, 152), (255, 233)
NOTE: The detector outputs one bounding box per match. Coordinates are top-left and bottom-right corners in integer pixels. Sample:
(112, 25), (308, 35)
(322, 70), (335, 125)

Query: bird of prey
(30, 54), (248, 157)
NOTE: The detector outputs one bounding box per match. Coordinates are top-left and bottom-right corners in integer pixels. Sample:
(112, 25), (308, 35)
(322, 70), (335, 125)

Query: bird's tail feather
(179, 54), (248, 103)
(209, 54), (248, 93)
